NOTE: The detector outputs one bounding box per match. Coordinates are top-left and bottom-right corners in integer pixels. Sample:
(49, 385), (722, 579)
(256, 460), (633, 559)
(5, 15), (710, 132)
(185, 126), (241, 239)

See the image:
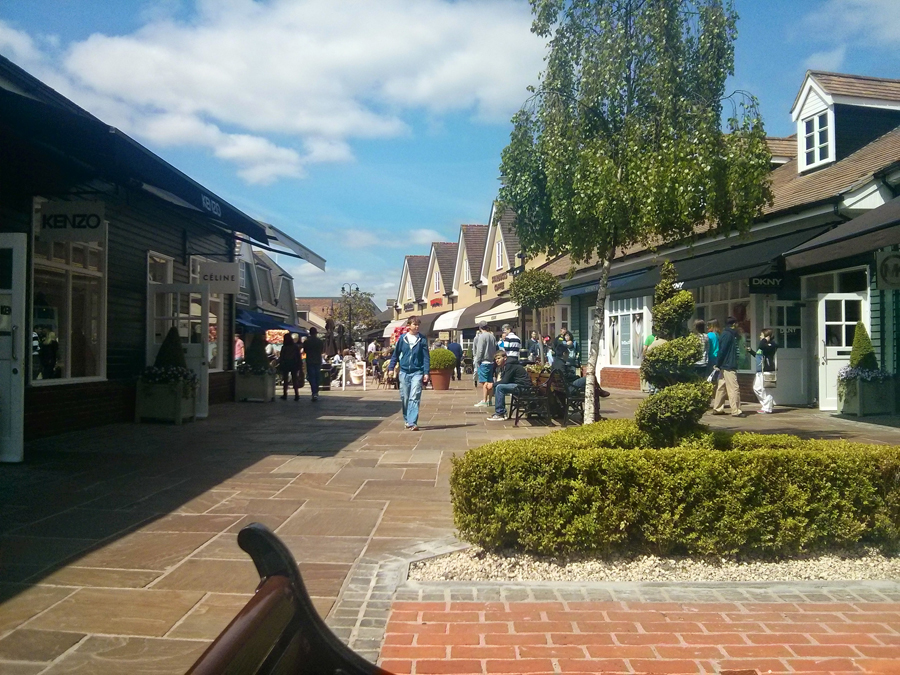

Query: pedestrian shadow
(420, 423), (475, 431)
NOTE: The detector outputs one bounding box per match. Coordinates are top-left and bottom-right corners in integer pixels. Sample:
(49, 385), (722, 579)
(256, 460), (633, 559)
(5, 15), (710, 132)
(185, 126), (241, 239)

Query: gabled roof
(495, 206), (522, 268)
(460, 224), (488, 283)
(765, 126), (900, 217)
(808, 71), (900, 103)
(253, 250), (292, 278)
(405, 255), (430, 300)
(433, 242), (458, 291)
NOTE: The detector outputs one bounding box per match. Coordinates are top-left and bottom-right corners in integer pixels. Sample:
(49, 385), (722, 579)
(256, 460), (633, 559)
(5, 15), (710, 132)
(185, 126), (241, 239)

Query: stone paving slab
(2, 382), (900, 673)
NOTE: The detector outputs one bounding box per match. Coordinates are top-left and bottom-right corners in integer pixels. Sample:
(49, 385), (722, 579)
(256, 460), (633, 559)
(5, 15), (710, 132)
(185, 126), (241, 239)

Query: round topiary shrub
(429, 347), (457, 371)
(634, 381), (714, 447)
(639, 335), (702, 390)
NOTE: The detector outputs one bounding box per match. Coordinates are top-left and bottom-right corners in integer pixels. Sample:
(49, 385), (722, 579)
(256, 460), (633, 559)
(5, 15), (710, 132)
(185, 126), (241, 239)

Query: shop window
(148, 252), (173, 284)
(560, 307), (569, 331)
(191, 257), (225, 371)
(691, 281), (752, 370)
(803, 268), (868, 299)
(838, 269), (868, 293)
(608, 297), (646, 366)
(32, 240), (105, 382)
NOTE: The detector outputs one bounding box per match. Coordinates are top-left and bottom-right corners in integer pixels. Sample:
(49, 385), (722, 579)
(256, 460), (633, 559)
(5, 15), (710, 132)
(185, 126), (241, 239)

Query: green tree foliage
(509, 268), (562, 310)
(497, 0), (772, 421)
(153, 327), (188, 369)
(332, 289), (379, 343)
(849, 321), (879, 370)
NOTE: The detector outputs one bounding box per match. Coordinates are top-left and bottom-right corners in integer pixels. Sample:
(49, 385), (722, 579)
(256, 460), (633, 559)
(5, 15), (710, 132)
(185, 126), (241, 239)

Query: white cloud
(42, 0), (545, 185)
(0, 20), (42, 66)
(283, 257), (397, 302)
(409, 228), (445, 245)
(804, 45), (846, 72)
(807, 0), (900, 47)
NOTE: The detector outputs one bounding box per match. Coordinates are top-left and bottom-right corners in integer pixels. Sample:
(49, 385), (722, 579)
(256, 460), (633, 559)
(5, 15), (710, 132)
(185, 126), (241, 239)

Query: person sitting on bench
(486, 350), (532, 421)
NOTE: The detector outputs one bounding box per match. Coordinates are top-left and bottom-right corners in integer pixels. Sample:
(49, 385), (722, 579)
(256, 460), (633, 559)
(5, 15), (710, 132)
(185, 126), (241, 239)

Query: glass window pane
(806, 133), (815, 150)
(825, 300), (842, 322)
(620, 320), (631, 366)
(825, 324), (842, 346)
(818, 112), (828, 128)
(838, 270), (867, 292)
(806, 150), (815, 165)
(845, 300), (861, 323)
(52, 242), (67, 263)
(786, 328), (802, 349)
(819, 143), (828, 160)
(845, 325), (856, 346)
(33, 267), (67, 380)
(34, 240), (51, 261)
(805, 119), (814, 134)
(805, 274), (834, 298)
(88, 248), (101, 272)
(148, 255), (170, 284)
(774, 328), (785, 347)
(154, 320), (171, 345)
(818, 129), (828, 146)
(71, 245), (86, 269)
(70, 275), (101, 377)
(786, 304), (801, 326)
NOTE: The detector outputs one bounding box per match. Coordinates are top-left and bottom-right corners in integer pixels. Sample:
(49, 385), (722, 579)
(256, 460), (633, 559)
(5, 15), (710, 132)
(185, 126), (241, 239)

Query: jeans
(306, 362), (321, 396)
(399, 370), (425, 426)
(494, 383), (519, 416)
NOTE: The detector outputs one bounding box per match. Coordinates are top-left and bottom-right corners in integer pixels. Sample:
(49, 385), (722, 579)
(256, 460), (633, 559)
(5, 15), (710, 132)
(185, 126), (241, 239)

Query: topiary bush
(849, 321), (879, 371)
(450, 421), (900, 557)
(239, 334), (273, 375)
(639, 335), (702, 389)
(429, 347), (457, 371)
(634, 381), (714, 447)
(154, 326), (188, 369)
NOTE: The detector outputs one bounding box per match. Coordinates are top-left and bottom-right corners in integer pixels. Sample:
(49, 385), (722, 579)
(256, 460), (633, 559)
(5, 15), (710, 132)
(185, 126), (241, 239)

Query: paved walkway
(1, 382), (899, 673)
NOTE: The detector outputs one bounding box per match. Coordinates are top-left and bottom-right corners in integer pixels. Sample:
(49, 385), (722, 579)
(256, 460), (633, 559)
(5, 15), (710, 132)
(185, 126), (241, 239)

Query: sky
(1, 0), (898, 307)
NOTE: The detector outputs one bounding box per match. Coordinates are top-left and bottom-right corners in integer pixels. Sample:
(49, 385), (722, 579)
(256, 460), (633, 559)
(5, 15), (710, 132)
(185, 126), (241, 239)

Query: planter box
(430, 369), (452, 390)
(135, 380), (196, 424)
(236, 372), (276, 402)
(838, 378), (894, 416)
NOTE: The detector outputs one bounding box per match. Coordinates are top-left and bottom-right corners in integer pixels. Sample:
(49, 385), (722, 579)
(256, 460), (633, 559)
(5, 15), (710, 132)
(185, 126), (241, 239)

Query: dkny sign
(36, 201), (106, 243)
(749, 275), (783, 293)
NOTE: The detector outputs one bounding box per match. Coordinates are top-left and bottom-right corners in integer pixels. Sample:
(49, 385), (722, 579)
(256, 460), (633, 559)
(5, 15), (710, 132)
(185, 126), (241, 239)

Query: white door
(817, 292), (867, 411)
(148, 283), (210, 419)
(0, 234), (27, 463)
(766, 301), (807, 405)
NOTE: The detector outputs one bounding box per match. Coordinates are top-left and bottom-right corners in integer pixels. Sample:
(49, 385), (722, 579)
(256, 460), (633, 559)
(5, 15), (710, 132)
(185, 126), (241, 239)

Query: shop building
(0, 56), (322, 459)
(551, 70), (900, 409)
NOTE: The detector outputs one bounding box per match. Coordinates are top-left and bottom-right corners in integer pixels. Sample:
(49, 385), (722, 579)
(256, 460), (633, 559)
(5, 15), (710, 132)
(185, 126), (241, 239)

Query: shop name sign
(749, 275), (783, 293)
(37, 201), (106, 243)
(430, 298), (442, 307)
(403, 302), (415, 312)
(198, 262), (240, 294)
(876, 251), (900, 289)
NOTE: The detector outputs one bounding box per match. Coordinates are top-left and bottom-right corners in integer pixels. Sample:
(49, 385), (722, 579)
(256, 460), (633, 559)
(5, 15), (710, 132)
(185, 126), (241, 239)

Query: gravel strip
(410, 547), (900, 583)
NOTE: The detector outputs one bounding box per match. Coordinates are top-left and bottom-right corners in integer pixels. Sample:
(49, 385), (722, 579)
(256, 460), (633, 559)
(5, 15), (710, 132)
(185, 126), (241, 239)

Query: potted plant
(135, 326), (198, 424)
(525, 362), (550, 387)
(838, 321), (893, 416)
(236, 334), (276, 402)
(428, 347), (456, 390)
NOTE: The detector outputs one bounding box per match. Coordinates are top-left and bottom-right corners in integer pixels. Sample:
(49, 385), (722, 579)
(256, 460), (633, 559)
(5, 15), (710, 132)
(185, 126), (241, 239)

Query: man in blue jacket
(711, 316), (744, 417)
(389, 316), (430, 431)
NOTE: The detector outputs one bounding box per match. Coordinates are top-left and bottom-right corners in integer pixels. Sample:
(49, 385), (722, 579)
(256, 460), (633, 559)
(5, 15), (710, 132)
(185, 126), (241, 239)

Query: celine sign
(198, 262), (240, 294)
(876, 251), (900, 290)
(36, 201), (106, 243)
(749, 275), (784, 293)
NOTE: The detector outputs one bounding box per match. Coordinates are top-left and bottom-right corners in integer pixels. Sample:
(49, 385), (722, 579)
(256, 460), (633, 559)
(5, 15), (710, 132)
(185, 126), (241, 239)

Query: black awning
(0, 87), (268, 243)
(417, 311), (447, 336)
(785, 196), (900, 270)
(609, 226), (831, 299)
(457, 297), (506, 330)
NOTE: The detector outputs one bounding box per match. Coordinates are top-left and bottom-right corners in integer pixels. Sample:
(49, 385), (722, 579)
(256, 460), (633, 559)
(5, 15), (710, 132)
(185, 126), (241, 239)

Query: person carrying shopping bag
(749, 328), (778, 414)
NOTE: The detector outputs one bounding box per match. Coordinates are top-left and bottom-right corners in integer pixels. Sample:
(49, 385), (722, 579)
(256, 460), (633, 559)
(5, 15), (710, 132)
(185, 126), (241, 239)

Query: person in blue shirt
(388, 316), (430, 431)
(447, 338), (464, 381)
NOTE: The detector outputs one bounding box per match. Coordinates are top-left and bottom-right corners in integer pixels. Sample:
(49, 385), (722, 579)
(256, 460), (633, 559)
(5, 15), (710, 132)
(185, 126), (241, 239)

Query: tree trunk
(584, 257), (612, 424)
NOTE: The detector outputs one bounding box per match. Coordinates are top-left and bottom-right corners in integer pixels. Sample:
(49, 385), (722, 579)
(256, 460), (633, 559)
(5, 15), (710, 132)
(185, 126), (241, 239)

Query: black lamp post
(341, 283), (360, 349)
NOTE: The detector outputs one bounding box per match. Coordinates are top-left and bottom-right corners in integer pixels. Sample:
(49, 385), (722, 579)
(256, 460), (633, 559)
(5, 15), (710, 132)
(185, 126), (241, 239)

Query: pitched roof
(766, 135), (797, 159)
(433, 242), (458, 291)
(253, 250), (292, 278)
(460, 224), (488, 282)
(495, 206), (522, 267)
(405, 255), (430, 299)
(810, 71), (900, 103)
(765, 126), (900, 217)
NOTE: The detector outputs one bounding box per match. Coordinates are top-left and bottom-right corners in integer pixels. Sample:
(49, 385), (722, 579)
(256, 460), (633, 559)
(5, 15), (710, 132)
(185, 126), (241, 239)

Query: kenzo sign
(42, 213), (102, 230)
(201, 194), (222, 217)
(37, 201), (106, 243)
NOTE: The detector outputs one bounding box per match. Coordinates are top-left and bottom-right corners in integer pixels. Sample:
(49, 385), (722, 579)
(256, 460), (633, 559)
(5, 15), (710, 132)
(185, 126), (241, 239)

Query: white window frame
(799, 110), (833, 171)
(463, 257), (470, 284)
(239, 261), (247, 289)
(406, 278), (413, 301)
(607, 297), (647, 367)
(31, 234), (108, 385)
(433, 270), (440, 293)
(190, 256), (225, 373)
(495, 240), (503, 270)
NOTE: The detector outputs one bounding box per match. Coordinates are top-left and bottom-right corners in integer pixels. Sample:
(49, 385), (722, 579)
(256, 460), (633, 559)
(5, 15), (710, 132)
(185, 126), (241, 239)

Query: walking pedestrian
(472, 320), (497, 407)
(527, 331), (543, 364)
(711, 316), (743, 417)
(750, 328), (778, 414)
(302, 327), (324, 401)
(388, 316), (430, 431)
(278, 333), (303, 401)
(693, 319), (711, 377)
(486, 350), (531, 421)
(447, 337), (463, 381)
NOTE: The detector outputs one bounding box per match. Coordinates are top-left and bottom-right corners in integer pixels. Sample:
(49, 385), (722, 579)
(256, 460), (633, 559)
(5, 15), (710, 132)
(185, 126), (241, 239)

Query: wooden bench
(187, 522), (390, 675)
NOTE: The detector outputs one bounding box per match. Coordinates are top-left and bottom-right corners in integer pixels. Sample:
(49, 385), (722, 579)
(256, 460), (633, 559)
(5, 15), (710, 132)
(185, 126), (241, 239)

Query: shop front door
(766, 301), (807, 406)
(817, 292), (867, 411)
(148, 283), (210, 419)
(0, 234), (27, 462)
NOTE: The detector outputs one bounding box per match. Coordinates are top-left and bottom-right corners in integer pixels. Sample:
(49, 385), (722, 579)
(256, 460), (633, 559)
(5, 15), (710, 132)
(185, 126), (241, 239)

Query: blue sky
(1, 0), (898, 305)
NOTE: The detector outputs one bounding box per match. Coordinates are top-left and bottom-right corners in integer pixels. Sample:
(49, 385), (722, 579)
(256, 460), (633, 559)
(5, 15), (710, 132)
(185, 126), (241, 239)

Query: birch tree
(498, 0), (771, 422)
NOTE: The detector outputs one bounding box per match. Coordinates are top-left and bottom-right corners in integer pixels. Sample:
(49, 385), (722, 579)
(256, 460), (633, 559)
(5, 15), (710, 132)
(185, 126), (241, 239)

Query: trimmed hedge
(450, 420), (900, 558)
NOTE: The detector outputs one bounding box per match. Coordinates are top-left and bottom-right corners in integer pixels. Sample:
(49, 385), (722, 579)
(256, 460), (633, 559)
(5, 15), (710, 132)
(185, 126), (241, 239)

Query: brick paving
(2, 382), (900, 673)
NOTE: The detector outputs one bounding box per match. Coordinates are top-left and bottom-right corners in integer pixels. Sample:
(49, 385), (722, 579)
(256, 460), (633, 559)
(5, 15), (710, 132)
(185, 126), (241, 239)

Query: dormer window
(433, 270), (440, 293)
(496, 240), (503, 270)
(406, 279), (413, 300)
(463, 257), (470, 283)
(803, 112), (830, 169)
